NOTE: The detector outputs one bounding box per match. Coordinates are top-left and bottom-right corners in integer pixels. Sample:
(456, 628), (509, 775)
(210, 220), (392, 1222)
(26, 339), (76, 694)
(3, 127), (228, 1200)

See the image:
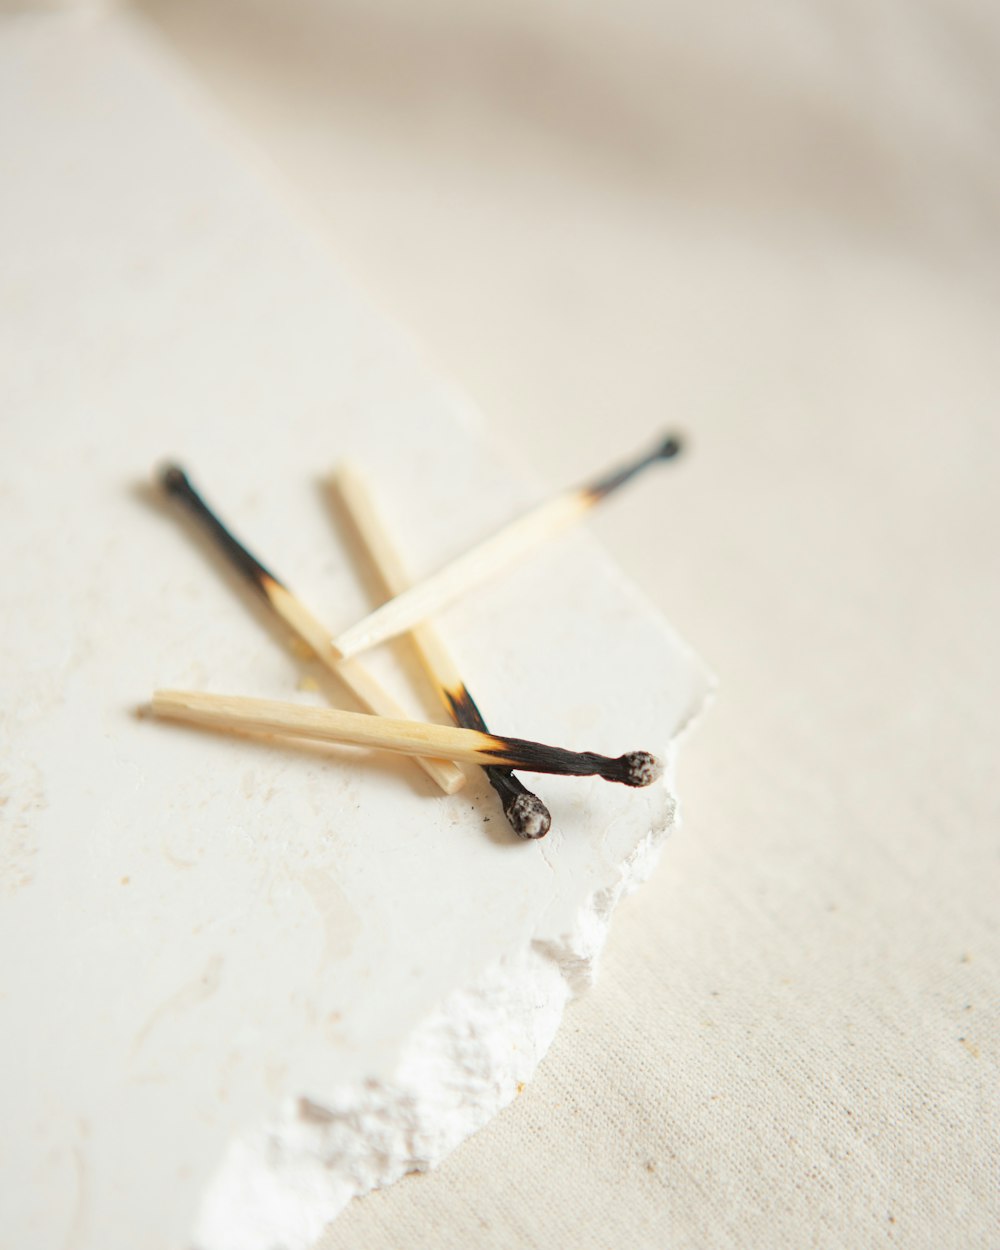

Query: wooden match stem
(333, 463), (550, 837)
(159, 465), (466, 796)
(150, 691), (662, 786)
(329, 433), (683, 661)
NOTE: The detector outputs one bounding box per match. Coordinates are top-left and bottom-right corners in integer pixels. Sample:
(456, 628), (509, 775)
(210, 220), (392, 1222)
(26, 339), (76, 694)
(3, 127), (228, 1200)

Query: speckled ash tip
(506, 793), (552, 840)
(622, 751), (663, 788)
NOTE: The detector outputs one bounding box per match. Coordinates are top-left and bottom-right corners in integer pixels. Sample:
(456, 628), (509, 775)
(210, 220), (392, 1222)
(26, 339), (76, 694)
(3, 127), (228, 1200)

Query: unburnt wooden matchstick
(159, 464), (465, 795)
(151, 691), (664, 787)
(329, 432), (682, 661)
(334, 462), (551, 840)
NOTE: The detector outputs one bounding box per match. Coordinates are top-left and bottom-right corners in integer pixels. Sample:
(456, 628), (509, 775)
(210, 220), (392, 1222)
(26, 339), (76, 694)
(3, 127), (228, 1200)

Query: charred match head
(504, 792), (552, 840)
(583, 431), (684, 504)
(615, 751), (663, 788)
(487, 735), (664, 789)
(602, 745), (665, 785)
(445, 685), (553, 839)
(160, 462), (192, 497)
(652, 434), (683, 463)
(157, 461), (278, 596)
(567, 749), (663, 786)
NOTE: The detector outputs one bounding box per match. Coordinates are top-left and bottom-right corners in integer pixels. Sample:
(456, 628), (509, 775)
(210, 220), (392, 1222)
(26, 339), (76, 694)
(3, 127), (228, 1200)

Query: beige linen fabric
(135, 2), (1000, 1245)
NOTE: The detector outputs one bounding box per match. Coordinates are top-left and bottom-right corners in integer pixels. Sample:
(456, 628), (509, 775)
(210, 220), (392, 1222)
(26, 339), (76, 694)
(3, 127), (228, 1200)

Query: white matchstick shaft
(328, 433), (682, 660)
(330, 490), (591, 660)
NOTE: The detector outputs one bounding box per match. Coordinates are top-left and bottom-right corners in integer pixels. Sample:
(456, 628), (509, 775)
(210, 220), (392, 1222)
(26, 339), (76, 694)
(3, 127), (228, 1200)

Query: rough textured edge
(191, 772), (684, 1250)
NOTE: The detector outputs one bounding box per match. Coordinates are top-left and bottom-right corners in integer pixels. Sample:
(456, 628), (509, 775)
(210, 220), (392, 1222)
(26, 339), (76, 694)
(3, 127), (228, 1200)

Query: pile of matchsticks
(150, 434), (682, 839)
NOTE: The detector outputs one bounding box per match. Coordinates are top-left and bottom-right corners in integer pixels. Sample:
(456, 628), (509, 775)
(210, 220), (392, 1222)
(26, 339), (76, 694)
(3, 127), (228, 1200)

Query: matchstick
(329, 433), (682, 661)
(159, 465), (466, 796)
(334, 462), (551, 839)
(151, 691), (664, 787)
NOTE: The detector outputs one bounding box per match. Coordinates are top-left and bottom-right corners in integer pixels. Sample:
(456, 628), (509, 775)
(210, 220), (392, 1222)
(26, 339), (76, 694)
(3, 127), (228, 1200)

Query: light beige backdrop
(130, 1), (1000, 1245)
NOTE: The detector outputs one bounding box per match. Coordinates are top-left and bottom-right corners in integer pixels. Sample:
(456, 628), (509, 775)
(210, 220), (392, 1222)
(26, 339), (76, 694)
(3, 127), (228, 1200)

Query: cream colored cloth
(133, 2), (1000, 1244)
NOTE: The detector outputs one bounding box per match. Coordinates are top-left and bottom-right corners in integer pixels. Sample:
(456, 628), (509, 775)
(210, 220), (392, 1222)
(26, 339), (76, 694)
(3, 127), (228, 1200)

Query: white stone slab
(0, 13), (710, 1249)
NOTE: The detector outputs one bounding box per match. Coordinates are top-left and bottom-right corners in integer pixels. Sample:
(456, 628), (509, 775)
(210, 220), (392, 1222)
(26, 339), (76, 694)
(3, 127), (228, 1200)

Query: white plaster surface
(0, 14), (710, 1250)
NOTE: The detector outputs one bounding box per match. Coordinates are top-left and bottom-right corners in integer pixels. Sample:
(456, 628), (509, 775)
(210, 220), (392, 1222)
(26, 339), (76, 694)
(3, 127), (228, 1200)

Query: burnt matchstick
(158, 464), (466, 796)
(334, 462), (551, 840)
(329, 432), (683, 661)
(151, 691), (664, 787)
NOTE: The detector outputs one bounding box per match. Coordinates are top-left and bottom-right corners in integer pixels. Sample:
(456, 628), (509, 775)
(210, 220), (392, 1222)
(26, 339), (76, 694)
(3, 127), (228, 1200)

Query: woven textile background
(128, 2), (1000, 1244)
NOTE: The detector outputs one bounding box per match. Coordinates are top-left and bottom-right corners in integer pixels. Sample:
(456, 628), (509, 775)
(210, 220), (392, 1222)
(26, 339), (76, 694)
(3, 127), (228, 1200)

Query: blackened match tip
(583, 430), (684, 503)
(159, 462), (191, 495)
(620, 751), (663, 787)
(506, 793), (552, 840)
(656, 434), (683, 461)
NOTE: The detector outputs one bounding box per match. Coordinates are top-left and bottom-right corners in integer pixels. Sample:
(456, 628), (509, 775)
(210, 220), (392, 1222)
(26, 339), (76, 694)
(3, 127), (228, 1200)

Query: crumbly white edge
(191, 783), (679, 1250)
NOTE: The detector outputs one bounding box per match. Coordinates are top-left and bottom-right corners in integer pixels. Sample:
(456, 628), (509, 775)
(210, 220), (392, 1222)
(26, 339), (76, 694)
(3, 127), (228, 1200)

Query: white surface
(127, 2), (1000, 1248)
(0, 13), (709, 1250)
